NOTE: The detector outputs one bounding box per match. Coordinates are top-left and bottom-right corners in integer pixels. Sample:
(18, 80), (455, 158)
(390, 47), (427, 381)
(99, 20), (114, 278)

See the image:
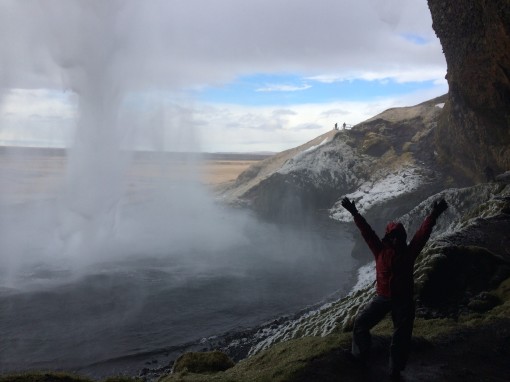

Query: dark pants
(352, 295), (415, 372)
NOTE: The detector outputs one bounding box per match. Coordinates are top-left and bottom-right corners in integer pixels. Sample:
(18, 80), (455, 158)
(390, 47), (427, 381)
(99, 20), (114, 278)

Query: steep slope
(217, 129), (339, 208)
(220, 95), (451, 232)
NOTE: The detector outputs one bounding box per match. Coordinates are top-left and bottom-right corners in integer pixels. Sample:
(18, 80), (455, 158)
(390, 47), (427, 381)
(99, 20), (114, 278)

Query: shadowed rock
(428, 0), (510, 182)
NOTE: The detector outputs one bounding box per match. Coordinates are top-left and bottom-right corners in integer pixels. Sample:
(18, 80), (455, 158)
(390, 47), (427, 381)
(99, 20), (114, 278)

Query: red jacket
(353, 213), (437, 299)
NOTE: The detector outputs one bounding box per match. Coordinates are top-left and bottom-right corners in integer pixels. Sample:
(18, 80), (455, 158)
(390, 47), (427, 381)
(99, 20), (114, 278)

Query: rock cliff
(428, 0), (510, 182)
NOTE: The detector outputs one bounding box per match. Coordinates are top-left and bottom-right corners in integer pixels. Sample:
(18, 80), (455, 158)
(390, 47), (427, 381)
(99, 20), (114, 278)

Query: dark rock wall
(428, 0), (510, 181)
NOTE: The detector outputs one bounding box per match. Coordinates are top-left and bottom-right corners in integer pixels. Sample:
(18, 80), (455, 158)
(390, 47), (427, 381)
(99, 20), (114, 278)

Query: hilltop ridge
(219, 95), (453, 234)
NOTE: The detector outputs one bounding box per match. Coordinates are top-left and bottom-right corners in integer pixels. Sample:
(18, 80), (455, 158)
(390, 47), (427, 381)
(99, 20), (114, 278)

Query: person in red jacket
(341, 196), (448, 379)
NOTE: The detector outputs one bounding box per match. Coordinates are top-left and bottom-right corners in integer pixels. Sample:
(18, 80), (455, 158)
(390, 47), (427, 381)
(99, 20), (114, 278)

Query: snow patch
(351, 261), (376, 292)
(399, 183), (508, 241)
(304, 138), (330, 153)
(435, 103), (445, 108)
(330, 167), (426, 222)
(279, 137), (332, 170)
(277, 138), (362, 189)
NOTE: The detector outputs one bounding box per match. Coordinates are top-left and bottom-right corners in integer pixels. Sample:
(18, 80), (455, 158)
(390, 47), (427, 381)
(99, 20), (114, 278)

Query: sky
(0, 0), (447, 153)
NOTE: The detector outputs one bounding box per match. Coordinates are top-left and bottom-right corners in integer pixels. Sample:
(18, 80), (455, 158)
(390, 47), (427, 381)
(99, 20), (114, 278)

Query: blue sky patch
(196, 73), (438, 106)
(401, 33), (429, 45)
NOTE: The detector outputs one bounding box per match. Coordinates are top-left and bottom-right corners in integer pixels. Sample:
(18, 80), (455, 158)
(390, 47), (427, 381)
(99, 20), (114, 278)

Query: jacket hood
(386, 221), (405, 234)
(385, 221), (407, 241)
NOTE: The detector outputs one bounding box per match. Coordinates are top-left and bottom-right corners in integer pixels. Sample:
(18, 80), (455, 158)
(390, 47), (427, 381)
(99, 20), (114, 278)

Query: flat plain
(0, 148), (266, 204)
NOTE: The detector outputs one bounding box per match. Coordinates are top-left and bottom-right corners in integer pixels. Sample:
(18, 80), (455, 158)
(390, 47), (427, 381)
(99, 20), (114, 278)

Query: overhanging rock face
(428, 0), (510, 181)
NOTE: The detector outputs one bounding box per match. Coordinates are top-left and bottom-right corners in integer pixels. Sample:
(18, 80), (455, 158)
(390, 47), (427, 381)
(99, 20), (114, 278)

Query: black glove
(341, 197), (358, 215)
(431, 199), (448, 218)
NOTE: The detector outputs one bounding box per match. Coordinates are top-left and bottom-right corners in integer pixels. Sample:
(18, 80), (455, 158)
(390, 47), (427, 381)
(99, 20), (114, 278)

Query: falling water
(0, 1), (358, 377)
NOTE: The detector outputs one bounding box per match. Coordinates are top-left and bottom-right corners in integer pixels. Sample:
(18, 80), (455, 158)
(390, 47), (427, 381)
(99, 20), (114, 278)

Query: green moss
(459, 184), (509, 222)
(172, 351), (235, 374)
(413, 317), (460, 340)
(467, 292), (501, 313)
(401, 141), (413, 152)
(462, 277), (510, 324)
(415, 244), (509, 311)
(382, 276), (510, 343)
(369, 315), (457, 341)
(160, 333), (352, 382)
(361, 132), (391, 156)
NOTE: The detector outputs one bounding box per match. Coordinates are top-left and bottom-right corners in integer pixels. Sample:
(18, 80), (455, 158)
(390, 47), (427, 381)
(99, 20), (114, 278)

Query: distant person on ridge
(341, 196), (448, 379)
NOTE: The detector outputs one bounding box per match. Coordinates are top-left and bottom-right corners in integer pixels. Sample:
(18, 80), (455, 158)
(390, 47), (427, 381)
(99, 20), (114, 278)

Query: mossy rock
(416, 245), (510, 314)
(401, 141), (413, 152)
(467, 291), (502, 313)
(361, 132), (391, 156)
(172, 351), (235, 374)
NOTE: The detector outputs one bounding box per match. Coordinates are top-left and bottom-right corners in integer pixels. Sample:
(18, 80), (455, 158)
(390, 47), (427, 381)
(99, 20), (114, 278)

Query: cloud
(0, 77), (448, 152)
(272, 109), (297, 116)
(0, 0), (445, 91)
(294, 123), (323, 130)
(192, 80), (447, 152)
(320, 109), (352, 118)
(256, 84), (312, 92)
(1, 89), (75, 118)
(306, 66), (446, 85)
(0, 0), (447, 152)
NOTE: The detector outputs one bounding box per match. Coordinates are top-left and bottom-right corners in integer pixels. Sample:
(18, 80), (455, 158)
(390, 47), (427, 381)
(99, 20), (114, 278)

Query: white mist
(0, 2), (357, 376)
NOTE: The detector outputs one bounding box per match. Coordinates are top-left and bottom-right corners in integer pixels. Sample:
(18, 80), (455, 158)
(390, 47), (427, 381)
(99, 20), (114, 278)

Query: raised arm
(409, 199), (448, 258)
(341, 197), (383, 258)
